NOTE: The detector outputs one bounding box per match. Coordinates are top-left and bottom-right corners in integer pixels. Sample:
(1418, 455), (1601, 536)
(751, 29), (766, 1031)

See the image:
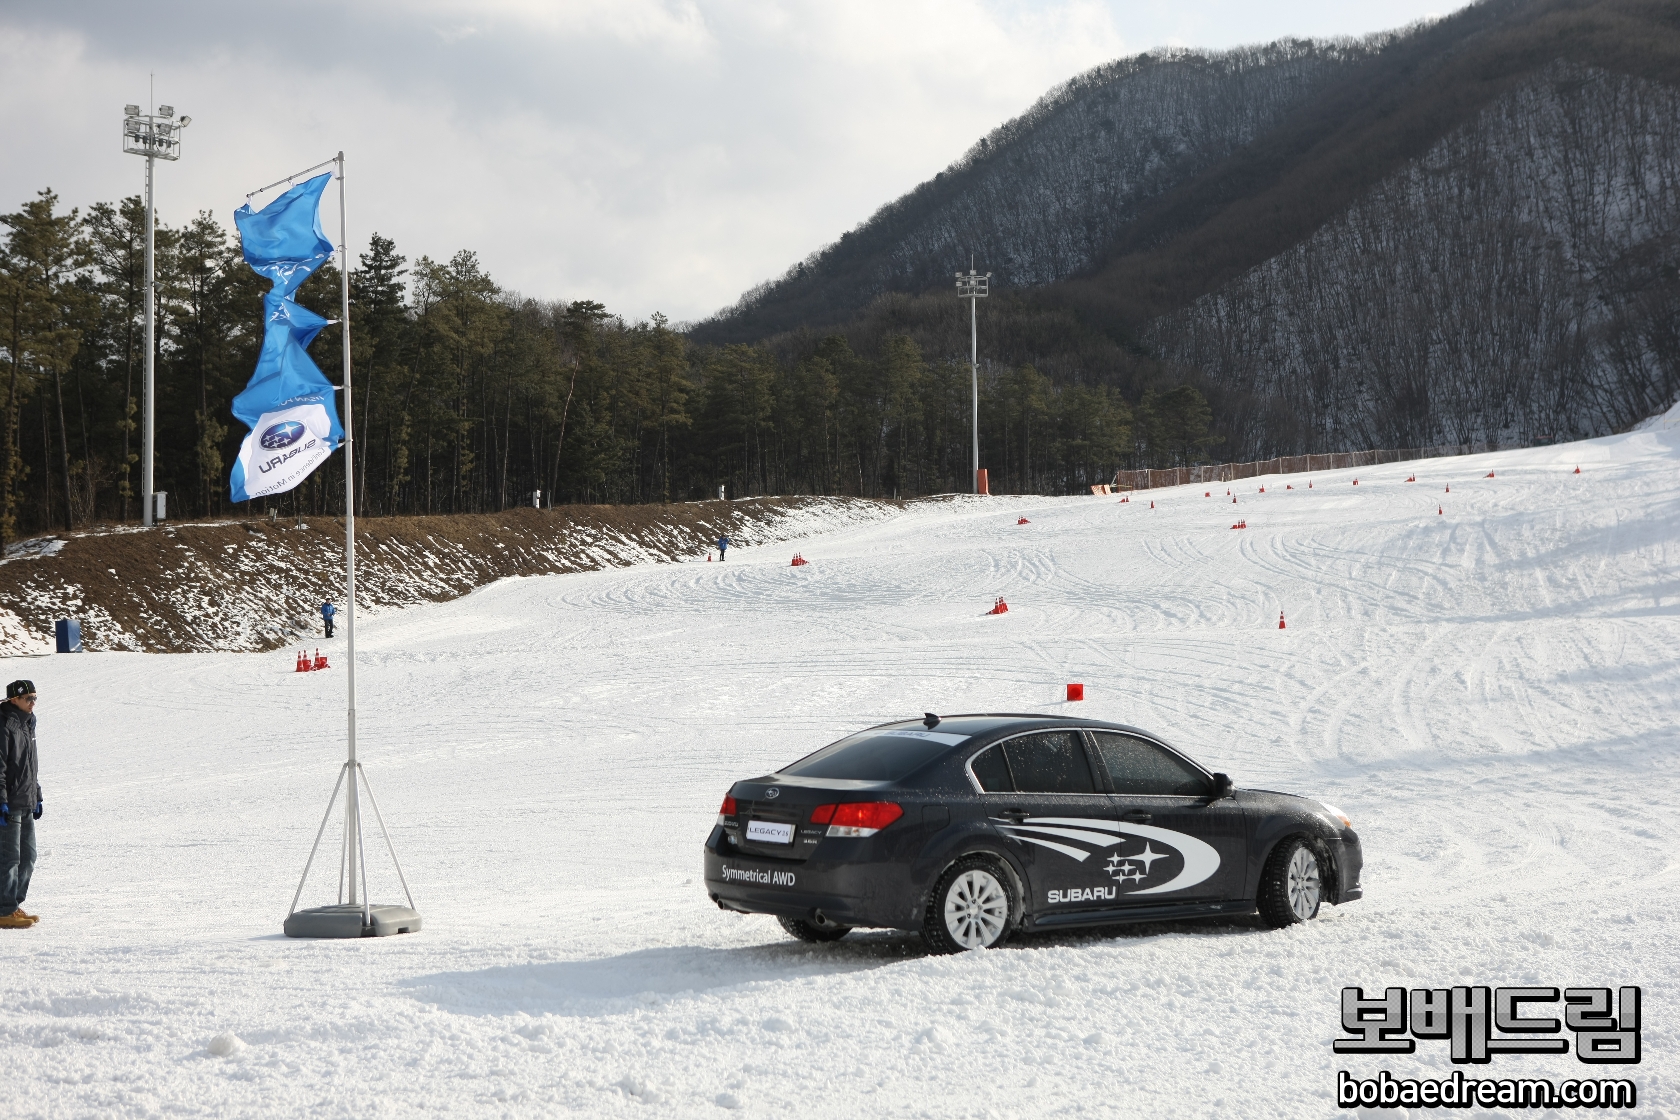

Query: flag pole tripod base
(284, 902), (420, 938)
(283, 760), (421, 939)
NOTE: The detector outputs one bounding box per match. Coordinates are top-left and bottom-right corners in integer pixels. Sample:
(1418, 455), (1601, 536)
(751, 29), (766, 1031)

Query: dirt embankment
(0, 497), (899, 655)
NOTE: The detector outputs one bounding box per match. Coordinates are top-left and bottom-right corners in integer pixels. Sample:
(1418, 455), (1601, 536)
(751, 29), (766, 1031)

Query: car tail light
(717, 795), (738, 827)
(811, 801), (903, 838)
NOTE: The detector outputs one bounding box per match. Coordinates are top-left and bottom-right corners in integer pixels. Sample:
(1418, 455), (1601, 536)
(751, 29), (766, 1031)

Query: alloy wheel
(1287, 845), (1321, 921)
(944, 868), (1009, 949)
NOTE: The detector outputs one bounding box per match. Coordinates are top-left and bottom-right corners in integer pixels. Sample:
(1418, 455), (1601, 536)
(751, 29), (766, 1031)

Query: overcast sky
(1, 1), (1458, 323)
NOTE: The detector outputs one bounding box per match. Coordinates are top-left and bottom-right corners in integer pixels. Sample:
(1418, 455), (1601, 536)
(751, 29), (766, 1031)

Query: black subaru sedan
(704, 714), (1362, 952)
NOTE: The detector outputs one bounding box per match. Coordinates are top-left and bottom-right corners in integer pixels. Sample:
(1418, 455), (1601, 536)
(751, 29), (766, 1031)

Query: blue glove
(32, 799), (41, 821)
(1, 803), (8, 826)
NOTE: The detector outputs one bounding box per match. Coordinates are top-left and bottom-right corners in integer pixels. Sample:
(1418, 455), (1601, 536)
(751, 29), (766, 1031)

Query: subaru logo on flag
(260, 420), (307, 450)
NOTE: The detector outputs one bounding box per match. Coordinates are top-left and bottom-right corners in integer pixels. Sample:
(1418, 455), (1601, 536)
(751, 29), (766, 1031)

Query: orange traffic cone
(295, 650), (310, 673)
(313, 648), (329, 670)
(1278, 611), (1286, 630)
(1406, 475), (1415, 482)
(988, 597), (1009, 615)
(791, 553), (809, 566)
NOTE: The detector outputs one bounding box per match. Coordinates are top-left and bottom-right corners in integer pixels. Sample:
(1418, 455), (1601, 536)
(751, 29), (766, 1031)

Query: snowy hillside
(3, 424), (1677, 1116)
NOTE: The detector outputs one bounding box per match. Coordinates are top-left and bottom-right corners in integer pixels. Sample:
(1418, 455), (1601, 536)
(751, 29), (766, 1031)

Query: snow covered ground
(5, 425), (1678, 1118)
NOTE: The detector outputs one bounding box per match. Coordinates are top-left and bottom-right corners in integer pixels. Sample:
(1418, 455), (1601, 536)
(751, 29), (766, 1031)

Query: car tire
(777, 915), (852, 943)
(1258, 837), (1324, 928)
(921, 856), (1018, 954)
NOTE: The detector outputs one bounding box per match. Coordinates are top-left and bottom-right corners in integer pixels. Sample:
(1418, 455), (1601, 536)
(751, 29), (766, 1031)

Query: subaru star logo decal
(764, 787), (780, 799)
(260, 420), (307, 450)
(991, 815), (1220, 895)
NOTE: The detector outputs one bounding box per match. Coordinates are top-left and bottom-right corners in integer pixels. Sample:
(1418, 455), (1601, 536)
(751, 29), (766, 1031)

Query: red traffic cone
(1445, 484), (1450, 493)
(1573, 466), (1581, 474)
(1406, 475), (1415, 482)
(1232, 496), (1237, 504)
(988, 597), (1009, 615)
(1066, 683), (1084, 702)
(791, 553), (809, 566)
(313, 648), (329, 670)
(1150, 501), (1155, 509)
(295, 650), (310, 673)
(1485, 471), (1496, 478)
(1258, 486), (1265, 493)
(1438, 505), (1443, 515)
(1278, 611), (1286, 630)
(1352, 478), (1358, 486)
(708, 553), (713, 562)
(1308, 480), (1313, 488)
(1286, 484), (1294, 490)
(1017, 517), (1030, 525)
(1205, 492), (1211, 498)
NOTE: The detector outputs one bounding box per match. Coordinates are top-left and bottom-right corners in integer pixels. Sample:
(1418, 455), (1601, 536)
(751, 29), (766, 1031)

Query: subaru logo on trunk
(765, 787), (780, 799)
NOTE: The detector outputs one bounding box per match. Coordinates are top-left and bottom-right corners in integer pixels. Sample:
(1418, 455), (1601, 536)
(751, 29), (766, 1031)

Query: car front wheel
(1258, 837), (1323, 927)
(922, 856), (1017, 953)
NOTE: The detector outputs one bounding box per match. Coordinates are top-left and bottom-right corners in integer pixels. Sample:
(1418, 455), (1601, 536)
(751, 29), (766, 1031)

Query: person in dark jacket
(321, 601), (337, 638)
(0, 680), (42, 928)
(716, 535), (730, 561)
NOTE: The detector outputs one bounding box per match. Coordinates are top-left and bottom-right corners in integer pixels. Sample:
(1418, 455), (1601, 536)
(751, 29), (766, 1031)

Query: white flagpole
(335, 151), (366, 927)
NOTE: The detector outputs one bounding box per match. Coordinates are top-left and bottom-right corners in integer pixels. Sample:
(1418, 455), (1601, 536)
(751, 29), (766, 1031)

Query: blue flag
(228, 173), (344, 502)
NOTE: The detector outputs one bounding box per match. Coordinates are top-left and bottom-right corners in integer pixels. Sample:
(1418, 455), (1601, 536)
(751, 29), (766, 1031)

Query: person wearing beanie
(0, 680), (42, 928)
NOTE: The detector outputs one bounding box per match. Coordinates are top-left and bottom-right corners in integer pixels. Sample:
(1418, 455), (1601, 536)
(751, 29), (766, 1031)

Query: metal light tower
(122, 97), (190, 526)
(956, 262), (991, 494)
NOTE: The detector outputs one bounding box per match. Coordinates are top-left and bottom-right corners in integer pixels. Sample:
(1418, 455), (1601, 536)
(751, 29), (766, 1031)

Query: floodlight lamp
(124, 104), (140, 117)
(158, 105), (174, 118)
(179, 115), (191, 126)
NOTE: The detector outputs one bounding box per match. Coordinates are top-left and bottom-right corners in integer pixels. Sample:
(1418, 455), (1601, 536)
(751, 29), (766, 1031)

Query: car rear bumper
(703, 830), (924, 930)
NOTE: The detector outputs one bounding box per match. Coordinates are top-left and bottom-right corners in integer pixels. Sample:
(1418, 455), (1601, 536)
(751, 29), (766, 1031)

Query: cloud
(0, 1), (1456, 322)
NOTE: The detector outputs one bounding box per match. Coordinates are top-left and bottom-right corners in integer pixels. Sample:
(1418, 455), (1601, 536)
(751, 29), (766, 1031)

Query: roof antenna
(924, 712), (940, 729)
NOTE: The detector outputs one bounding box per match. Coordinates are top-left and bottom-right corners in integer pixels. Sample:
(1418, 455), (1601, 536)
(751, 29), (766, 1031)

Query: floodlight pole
(121, 96), (187, 526)
(955, 263), (991, 494)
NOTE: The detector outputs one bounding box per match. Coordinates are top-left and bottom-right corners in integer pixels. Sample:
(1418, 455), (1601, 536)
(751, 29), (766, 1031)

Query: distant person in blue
(321, 601), (337, 638)
(0, 680), (42, 929)
(717, 535), (730, 561)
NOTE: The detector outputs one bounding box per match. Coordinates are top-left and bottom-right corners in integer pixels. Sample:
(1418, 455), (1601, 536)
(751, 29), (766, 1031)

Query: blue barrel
(54, 619), (81, 653)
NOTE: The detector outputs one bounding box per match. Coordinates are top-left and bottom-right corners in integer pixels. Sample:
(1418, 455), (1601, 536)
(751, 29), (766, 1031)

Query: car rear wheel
(1258, 837), (1323, 927)
(922, 856), (1017, 954)
(777, 915), (852, 943)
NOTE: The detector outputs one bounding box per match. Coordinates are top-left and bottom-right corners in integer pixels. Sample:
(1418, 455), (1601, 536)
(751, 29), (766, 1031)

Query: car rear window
(780, 729), (966, 781)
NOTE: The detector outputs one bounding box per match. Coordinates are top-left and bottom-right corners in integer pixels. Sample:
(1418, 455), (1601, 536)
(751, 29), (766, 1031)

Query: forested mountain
(700, 0), (1680, 460)
(3, 0), (1678, 546)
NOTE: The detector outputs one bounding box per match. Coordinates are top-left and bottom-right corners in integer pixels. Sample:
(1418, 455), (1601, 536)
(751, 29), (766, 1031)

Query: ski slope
(5, 424), (1679, 1118)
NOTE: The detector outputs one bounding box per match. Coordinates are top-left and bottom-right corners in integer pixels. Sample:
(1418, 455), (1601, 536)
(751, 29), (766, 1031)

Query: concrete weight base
(284, 903), (422, 938)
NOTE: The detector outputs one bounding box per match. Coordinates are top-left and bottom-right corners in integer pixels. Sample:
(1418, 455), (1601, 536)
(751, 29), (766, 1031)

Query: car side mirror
(1210, 773), (1234, 801)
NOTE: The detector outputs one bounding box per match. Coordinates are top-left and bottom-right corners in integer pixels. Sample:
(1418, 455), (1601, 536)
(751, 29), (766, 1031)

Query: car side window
(1091, 732), (1211, 796)
(1002, 731), (1096, 794)
(969, 745), (1013, 792)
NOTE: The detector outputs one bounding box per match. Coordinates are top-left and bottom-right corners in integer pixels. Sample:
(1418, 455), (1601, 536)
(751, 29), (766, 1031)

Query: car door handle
(1121, 811), (1153, 823)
